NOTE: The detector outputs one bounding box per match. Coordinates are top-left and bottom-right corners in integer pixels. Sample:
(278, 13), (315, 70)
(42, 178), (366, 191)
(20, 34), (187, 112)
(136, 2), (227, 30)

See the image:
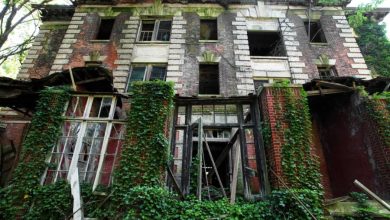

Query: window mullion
(66, 122), (88, 181)
(146, 65), (152, 80)
(153, 20), (160, 41)
(93, 122), (113, 191)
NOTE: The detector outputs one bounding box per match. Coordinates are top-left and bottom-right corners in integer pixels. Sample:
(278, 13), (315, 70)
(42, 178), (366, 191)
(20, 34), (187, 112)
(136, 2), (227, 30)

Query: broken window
(139, 20), (172, 41)
(127, 65), (167, 92)
(199, 64), (219, 95)
(42, 95), (125, 189)
(169, 100), (266, 200)
(305, 21), (327, 43)
(247, 31), (285, 56)
(200, 19), (218, 41)
(318, 66), (337, 79)
(96, 18), (115, 40)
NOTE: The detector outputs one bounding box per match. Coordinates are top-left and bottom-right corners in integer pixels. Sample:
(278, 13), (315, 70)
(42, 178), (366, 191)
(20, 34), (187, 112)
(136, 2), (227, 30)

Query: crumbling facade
(1, 0), (389, 214)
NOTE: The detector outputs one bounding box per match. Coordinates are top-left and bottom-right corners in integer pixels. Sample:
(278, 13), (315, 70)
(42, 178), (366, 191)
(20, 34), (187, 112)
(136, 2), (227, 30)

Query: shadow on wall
(309, 92), (389, 200)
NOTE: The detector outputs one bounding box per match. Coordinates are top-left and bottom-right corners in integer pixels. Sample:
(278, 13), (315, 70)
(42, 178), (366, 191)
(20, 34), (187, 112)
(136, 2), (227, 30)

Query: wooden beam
(203, 133), (227, 198)
(167, 165), (185, 200)
(230, 138), (241, 204)
(354, 180), (390, 211)
(208, 129), (239, 178)
(306, 88), (352, 96)
(315, 80), (354, 91)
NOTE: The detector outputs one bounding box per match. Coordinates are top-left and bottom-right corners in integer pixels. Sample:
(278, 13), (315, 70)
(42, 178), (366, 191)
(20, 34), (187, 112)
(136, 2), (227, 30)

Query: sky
(348, 0), (390, 38)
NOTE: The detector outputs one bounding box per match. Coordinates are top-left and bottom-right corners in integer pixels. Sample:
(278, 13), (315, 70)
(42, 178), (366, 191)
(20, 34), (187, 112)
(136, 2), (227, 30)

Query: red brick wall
(65, 13), (129, 71)
(259, 87), (332, 197)
(364, 99), (390, 199)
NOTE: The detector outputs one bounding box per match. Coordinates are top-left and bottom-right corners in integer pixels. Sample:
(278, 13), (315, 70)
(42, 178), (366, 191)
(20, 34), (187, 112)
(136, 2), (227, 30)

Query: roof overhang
(0, 66), (115, 111)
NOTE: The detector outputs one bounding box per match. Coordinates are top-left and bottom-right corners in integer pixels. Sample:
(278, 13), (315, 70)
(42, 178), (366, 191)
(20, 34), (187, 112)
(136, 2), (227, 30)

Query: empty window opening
(127, 65), (167, 92)
(139, 20), (172, 41)
(318, 66), (337, 79)
(96, 19), (115, 40)
(200, 20), (218, 41)
(305, 21), (327, 43)
(247, 31), (285, 56)
(199, 64), (219, 95)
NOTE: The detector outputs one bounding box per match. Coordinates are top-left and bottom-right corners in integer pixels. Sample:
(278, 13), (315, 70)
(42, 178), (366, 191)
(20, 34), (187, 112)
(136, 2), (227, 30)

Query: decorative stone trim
(279, 18), (308, 84)
(113, 16), (140, 92)
(49, 13), (86, 74)
(17, 29), (51, 80)
(232, 13), (253, 95)
(333, 14), (371, 79)
(166, 15), (186, 92)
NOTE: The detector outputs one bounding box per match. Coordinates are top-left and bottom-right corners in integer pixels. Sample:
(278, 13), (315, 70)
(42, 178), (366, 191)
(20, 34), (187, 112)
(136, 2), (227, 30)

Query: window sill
(309, 42), (328, 47)
(197, 94), (222, 97)
(90, 39), (111, 43)
(136, 41), (170, 44)
(250, 56), (288, 60)
(199, 40), (218, 43)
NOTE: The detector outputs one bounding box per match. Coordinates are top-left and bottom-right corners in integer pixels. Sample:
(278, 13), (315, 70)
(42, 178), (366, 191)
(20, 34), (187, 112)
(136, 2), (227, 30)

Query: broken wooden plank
(354, 180), (390, 211)
(306, 88), (352, 96)
(203, 132), (227, 198)
(230, 137), (241, 204)
(167, 165), (185, 200)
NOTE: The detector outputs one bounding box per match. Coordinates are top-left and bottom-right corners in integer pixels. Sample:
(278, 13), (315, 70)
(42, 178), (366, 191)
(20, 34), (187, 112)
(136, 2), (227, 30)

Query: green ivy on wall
(0, 87), (71, 219)
(365, 97), (390, 147)
(110, 80), (174, 216)
(282, 88), (322, 192)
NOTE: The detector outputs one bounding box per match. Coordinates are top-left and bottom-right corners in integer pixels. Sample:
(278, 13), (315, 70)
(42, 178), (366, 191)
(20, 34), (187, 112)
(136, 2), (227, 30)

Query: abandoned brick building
(0, 0), (389, 216)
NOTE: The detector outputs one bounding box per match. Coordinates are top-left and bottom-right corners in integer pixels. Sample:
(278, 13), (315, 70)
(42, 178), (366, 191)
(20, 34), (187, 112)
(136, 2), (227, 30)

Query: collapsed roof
(0, 66), (114, 110)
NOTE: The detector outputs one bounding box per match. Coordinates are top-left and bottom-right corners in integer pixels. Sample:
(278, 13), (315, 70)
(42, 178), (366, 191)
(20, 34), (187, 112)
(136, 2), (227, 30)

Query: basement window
(200, 19), (218, 41)
(199, 64), (219, 95)
(127, 65), (167, 92)
(305, 21), (327, 43)
(247, 31), (285, 56)
(42, 96), (125, 189)
(96, 18), (115, 40)
(318, 66), (337, 79)
(139, 20), (172, 42)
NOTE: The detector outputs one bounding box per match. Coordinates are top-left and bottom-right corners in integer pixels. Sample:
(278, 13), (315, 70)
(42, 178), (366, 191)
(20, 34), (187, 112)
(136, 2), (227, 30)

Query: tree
(0, 0), (75, 77)
(354, 19), (390, 77)
(347, 0), (390, 77)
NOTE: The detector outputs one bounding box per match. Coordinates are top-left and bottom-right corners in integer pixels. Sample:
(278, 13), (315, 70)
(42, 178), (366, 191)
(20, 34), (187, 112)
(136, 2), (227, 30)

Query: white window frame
(137, 19), (172, 42)
(126, 64), (167, 92)
(41, 95), (125, 190)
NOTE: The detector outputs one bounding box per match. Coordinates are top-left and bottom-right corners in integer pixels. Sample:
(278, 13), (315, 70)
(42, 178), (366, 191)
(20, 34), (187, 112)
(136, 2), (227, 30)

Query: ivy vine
(365, 97), (390, 147)
(111, 80), (175, 216)
(282, 88), (322, 192)
(0, 87), (71, 219)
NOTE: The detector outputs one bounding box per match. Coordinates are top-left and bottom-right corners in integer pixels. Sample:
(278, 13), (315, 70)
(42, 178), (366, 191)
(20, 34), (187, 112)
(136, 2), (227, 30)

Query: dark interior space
(247, 31), (285, 56)
(199, 64), (219, 95)
(309, 92), (381, 198)
(96, 18), (115, 40)
(304, 21), (327, 43)
(200, 19), (218, 40)
(192, 141), (230, 188)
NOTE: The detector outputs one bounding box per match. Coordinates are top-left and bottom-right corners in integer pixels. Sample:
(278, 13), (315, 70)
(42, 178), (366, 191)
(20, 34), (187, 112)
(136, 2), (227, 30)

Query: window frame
(95, 17), (116, 41)
(247, 30), (286, 57)
(198, 63), (220, 95)
(41, 95), (126, 190)
(200, 19), (218, 41)
(304, 20), (327, 44)
(317, 66), (337, 79)
(138, 19), (172, 42)
(126, 64), (167, 92)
